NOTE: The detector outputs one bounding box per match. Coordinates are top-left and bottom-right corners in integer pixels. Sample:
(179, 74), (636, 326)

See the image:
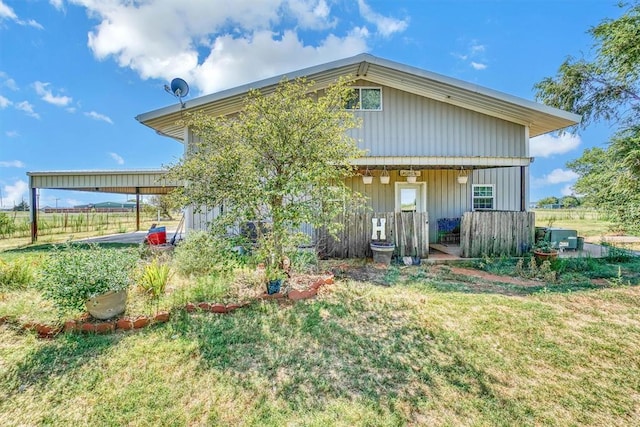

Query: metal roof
(27, 169), (180, 195)
(136, 53), (580, 140)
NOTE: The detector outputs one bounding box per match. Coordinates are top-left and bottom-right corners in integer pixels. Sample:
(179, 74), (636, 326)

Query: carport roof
(27, 169), (181, 195)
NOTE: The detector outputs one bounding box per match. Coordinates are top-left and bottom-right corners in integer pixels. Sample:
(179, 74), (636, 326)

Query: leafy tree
(169, 77), (364, 275)
(535, 2), (640, 233)
(148, 194), (179, 220)
(535, 1), (640, 129)
(537, 196), (559, 207)
(568, 131), (640, 234)
(560, 195), (581, 208)
(13, 200), (29, 211)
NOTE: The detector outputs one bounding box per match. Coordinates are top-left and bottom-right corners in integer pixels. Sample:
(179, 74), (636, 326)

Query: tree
(568, 130), (640, 234)
(535, 2), (640, 233)
(148, 194), (179, 220)
(560, 195), (581, 209)
(535, 2), (640, 129)
(13, 199), (29, 211)
(169, 77), (364, 274)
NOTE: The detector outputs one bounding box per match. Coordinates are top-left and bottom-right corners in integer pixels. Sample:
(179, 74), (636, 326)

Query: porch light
(380, 166), (390, 184)
(362, 167), (373, 184)
(457, 167), (468, 184)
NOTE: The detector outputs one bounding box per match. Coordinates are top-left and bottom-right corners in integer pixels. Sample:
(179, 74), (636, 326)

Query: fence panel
(460, 211), (534, 258)
(317, 212), (429, 259)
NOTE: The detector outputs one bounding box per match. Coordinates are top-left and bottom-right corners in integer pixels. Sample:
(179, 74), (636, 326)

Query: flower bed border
(1, 273), (334, 339)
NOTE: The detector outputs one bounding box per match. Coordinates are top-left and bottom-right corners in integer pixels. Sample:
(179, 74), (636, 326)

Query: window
(473, 185), (495, 210)
(346, 87), (382, 110)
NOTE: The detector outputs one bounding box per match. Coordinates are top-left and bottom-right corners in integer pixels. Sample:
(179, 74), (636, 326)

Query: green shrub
(0, 259), (35, 291)
(39, 244), (139, 313)
(138, 259), (172, 298)
(173, 231), (243, 277)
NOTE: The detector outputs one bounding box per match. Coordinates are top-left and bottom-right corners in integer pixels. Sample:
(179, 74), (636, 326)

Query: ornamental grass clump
(39, 244), (139, 314)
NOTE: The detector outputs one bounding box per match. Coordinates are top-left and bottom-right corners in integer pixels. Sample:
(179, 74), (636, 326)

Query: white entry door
(395, 183), (426, 212)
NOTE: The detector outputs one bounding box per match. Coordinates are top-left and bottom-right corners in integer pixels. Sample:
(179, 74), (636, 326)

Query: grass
(2, 253), (640, 425)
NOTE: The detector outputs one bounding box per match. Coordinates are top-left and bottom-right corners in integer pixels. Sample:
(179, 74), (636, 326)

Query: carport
(27, 170), (182, 243)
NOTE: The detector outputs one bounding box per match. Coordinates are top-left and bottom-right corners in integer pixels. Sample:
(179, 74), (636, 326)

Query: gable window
(346, 87), (382, 111)
(473, 185), (495, 210)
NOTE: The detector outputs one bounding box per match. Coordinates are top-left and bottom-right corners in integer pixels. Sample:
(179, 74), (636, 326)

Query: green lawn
(2, 257), (640, 426)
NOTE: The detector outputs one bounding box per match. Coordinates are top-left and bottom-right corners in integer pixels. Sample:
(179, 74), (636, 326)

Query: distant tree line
(536, 196), (581, 209)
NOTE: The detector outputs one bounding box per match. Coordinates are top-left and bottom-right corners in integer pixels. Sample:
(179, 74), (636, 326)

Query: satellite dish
(164, 78), (189, 108)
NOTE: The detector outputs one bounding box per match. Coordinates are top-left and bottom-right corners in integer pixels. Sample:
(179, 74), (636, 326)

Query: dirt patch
(436, 266), (543, 287)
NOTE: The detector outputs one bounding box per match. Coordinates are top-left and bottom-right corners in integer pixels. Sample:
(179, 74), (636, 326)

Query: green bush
(173, 231), (244, 277)
(0, 259), (35, 291)
(39, 244), (139, 313)
(138, 259), (172, 298)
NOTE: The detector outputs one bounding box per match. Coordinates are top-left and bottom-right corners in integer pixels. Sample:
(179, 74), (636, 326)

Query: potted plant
(532, 240), (558, 262)
(40, 244), (139, 319)
(265, 265), (286, 295)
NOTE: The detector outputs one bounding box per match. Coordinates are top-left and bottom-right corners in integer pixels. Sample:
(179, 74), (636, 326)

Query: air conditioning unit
(544, 228), (578, 250)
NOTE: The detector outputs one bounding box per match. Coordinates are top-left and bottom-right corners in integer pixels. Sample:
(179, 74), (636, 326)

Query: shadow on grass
(1, 332), (123, 398)
(5, 242), (140, 254)
(164, 297), (536, 423)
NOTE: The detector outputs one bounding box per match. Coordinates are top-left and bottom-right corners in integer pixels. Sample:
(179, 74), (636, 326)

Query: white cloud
(453, 39), (488, 70)
(5, 130), (19, 138)
(1, 180), (28, 207)
(15, 101), (40, 119)
(0, 0), (43, 28)
(0, 72), (18, 91)
(0, 160), (25, 168)
(0, 1), (18, 21)
(357, 0), (408, 37)
(84, 111), (113, 124)
(470, 43), (485, 54)
(49, 0), (65, 11)
(530, 132), (581, 157)
(66, 0), (393, 94)
(543, 168), (579, 184)
(560, 184), (575, 196)
(108, 152), (125, 165)
(0, 95), (11, 108)
(33, 81), (73, 107)
(192, 29), (368, 94)
(287, 0), (335, 30)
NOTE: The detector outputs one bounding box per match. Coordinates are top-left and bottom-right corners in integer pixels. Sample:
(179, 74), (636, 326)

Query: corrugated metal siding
(349, 84), (526, 158)
(346, 167), (523, 242)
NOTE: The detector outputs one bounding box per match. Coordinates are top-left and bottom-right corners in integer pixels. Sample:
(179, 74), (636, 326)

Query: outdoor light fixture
(457, 167), (468, 184)
(380, 166), (390, 184)
(362, 167), (373, 184)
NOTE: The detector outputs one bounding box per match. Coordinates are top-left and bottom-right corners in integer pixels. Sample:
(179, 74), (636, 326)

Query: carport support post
(135, 188), (140, 231)
(30, 178), (38, 243)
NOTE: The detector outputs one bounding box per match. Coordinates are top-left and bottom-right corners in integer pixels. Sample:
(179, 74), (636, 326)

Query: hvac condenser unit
(544, 228), (578, 250)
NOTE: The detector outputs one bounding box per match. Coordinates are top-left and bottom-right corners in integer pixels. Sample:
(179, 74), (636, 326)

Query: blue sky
(0, 0), (624, 208)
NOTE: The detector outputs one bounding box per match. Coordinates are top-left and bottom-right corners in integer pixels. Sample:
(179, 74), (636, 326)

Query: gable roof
(136, 53), (580, 141)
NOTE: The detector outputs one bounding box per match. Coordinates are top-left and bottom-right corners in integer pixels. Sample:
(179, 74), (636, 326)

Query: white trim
(395, 182), (427, 213)
(352, 156), (532, 167)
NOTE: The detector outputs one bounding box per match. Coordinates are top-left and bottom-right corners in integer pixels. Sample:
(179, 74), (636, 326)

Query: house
(134, 54), (579, 258)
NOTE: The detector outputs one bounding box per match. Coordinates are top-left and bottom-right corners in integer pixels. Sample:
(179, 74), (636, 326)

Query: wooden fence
(460, 211), (534, 258)
(316, 212), (429, 259)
